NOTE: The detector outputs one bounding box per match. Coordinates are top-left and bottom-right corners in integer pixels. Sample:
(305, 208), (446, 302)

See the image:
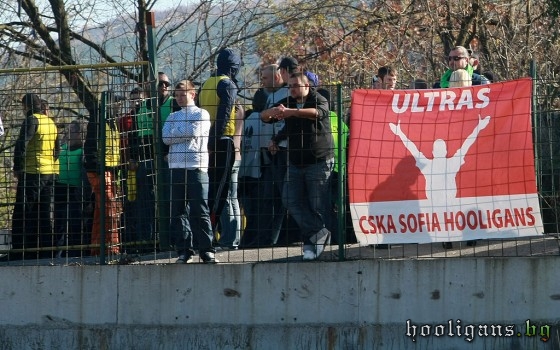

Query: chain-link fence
(0, 62), (558, 266)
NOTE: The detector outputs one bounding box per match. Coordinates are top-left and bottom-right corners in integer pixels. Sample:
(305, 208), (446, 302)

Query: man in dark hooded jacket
(83, 91), (124, 256)
(198, 48), (242, 261)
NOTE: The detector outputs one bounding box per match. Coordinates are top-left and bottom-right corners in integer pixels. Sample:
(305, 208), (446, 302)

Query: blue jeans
(169, 168), (214, 254)
(219, 160), (241, 247)
(282, 158), (333, 244)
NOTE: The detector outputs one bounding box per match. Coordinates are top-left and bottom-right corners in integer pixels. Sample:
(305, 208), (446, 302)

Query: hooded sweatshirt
(199, 48), (241, 150)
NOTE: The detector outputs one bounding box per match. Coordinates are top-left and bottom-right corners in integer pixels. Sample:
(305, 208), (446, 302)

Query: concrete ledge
(0, 258), (558, 349)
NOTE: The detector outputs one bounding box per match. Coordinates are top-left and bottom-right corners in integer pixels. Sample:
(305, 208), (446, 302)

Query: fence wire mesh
(0, 63), (558, 266)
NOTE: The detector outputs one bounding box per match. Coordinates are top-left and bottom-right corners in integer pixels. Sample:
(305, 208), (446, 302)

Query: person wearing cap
(278, 56), (299, 80)
(198, 48), (242, 259)
(304, 71), (319, 88)
(439, 46), (489, 88)
(11, 93), (61, 259)
(83, 91), (124, 256)
(261, 72), (334, 261)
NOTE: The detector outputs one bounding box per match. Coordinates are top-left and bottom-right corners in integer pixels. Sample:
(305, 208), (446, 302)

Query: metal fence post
(146, 12), (168, 250)
(336, 83), (346, 261)
(99, 91), (108, 264)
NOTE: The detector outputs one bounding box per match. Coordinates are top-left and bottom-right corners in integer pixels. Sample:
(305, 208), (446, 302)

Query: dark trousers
(54, 183), (92, 256)
(11, 173), (56, 258)
(208, 138), (235, 227)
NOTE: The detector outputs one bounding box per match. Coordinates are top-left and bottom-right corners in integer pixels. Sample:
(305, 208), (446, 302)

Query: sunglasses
(158, 81), (170, 87)
(448, 56), (466, 61)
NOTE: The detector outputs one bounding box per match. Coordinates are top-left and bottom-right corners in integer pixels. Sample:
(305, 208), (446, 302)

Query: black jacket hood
(216, 48), (242, 80)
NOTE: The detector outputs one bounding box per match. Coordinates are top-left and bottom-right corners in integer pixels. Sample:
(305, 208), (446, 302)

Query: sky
(149, 0), (183, 10)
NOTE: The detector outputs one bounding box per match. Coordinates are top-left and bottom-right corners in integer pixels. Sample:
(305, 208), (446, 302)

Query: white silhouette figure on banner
(389, 115), (490, 205)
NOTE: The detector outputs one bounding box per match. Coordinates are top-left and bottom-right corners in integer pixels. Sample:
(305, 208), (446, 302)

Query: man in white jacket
(162, 80), (216, 263)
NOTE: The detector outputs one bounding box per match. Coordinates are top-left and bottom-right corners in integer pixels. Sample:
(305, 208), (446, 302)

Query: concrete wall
(0, 257), (558, 349)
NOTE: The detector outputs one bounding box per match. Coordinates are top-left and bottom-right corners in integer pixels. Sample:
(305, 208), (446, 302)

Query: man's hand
(268, 140), (279, 155)
(273, 104), (288, 120)
(479, 115), (491, 129)
(389, 120), (401, 135)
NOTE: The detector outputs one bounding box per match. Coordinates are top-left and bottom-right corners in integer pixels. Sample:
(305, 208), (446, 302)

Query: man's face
(448, 49), (468, 71)
(158, 77), (171, 97)
(66, 124), (82, 145)
(381, 74), (397, 90)
(260, 69), (275, 92)
(279, 67), (290, 84)
(288, 76), (309, 100)
(130, 92), (143, 107)
(174, 87), (194, 107)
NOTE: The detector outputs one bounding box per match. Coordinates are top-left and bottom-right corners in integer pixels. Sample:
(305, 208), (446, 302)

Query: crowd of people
(8, 45), (494, 262)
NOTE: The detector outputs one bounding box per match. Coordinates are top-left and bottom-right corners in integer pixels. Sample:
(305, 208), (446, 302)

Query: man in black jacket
(261, 72), (334, 260)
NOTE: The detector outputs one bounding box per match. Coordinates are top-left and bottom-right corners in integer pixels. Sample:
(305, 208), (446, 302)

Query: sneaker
(176, 254), (192, 264)
(199, 251), (218, 264)
(311, 228), (331, 257)
(302, 250), (317, 261)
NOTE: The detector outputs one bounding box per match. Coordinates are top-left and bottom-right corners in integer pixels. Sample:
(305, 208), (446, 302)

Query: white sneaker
(311, 228), (331, 257)
(302, 250), (317, 261)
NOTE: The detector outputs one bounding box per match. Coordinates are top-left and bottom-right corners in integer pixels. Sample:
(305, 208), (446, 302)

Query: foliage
(255, 0), (560, 89)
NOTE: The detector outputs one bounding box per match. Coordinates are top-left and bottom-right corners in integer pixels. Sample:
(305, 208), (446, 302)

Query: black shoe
(442, 242), (453, 249)
(199, 251), (217, 264)
(466, 240), (477, 247)
(376, 244), (390, 249)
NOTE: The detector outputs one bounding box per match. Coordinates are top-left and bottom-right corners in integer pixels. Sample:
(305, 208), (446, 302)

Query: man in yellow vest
(199, 48), (242, 233)
(11, 93), (60, 260)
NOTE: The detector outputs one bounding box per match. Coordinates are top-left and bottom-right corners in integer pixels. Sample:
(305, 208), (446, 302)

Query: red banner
(349, 78), (543, 244)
